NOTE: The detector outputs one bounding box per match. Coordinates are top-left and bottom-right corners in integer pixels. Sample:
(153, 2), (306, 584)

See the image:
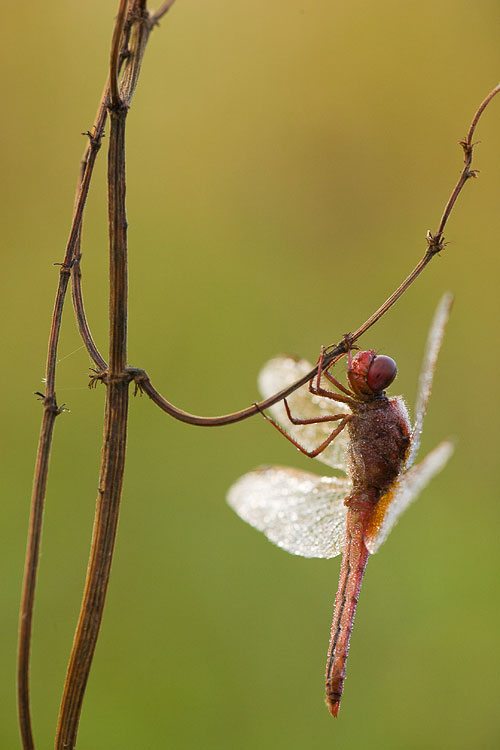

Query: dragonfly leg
(255, 403), (351, 458)
(283, 398), (346, 426)
(310, 345), (357, 406)
(315, 346), (354, 398)
(323, 370), (354, 397)
(345, 333), (360, 370)
(309, 377), (356, 407)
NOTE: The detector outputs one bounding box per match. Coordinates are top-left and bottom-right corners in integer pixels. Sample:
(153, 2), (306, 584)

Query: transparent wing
(258, 356), (350, 472)
(365, 440), (454, 554)
(407, 293), (453, 468)
(227, 466), (350, 558)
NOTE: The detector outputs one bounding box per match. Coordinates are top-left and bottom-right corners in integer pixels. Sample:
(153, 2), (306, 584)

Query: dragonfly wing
(364, 440), (454, 554)
(258, 356), (350, 472)
(407, 293), (453, 468)
(227, 466), (350, 558)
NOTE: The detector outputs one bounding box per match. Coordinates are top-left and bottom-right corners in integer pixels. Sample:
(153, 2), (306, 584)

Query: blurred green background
(2, 1), (500, 748)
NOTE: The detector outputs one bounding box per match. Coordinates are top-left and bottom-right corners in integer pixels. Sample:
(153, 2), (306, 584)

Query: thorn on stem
(53, 259), (77, 273)
(81, 128), (105, 146)
(425, 231), (446, 255)
(89, 369), (107, 389)
(341, 333), (359, 354)
(132, 374), (146, 397)
(125, 368), (148, 396)
(33, 391), (66, 414)
(458, 138), (473, 158)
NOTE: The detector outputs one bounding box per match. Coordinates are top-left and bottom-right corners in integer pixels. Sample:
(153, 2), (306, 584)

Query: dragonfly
(227, 294), (454, 717)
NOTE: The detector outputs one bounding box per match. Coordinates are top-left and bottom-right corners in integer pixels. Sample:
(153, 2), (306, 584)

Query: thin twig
(349, 82), (500, 343)
(125, 82), (500, 426)
(70, 85), (110, 373)
(71, 253), (108, 372)
(70, 33), (136, 372)
(110, 0), (129, 107)
(71, 2), (156, 372)
(18, 406), (60, 750)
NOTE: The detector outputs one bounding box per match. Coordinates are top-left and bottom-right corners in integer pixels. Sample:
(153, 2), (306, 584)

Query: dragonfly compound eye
(366, 355), (397, 392)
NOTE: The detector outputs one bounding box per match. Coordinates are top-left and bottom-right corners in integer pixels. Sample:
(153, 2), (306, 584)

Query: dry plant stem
(71, 91), (110, 374)
(71, 258), (108, 372)
(56, 5), (156, 748)
(71, 2), (177, 373)
(56, 110), (130, 749)
(70, 17), (138, 373)
(17, 76), (110, 750)
(110, 0), (129, 105)
(351, 82), (500, 343)
(18, 409), (58, 750)
(54, 386), (129, 749)
(121, 82), (499, 426)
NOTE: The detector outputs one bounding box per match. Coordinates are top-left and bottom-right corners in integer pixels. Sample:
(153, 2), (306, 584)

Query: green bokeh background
(2, 2), (500, 748)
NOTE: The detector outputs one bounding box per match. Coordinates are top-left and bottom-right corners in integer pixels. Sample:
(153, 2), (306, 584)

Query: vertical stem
(18, 105), (105, 750)
(18, 405), (59, 750)
(108, 110), (128, 374)
(54, 382), (129, 749)
(55, 100), (130, 750)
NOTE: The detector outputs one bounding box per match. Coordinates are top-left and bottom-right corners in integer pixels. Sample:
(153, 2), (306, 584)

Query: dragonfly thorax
(346, 396), (411, 498)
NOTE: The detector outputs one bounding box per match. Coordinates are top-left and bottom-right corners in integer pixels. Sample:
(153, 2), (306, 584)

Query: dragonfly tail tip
(327, 699), (340, 718)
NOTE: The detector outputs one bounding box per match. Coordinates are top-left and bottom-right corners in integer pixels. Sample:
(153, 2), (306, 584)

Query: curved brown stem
(70, 2), (156, 372)
(110, 0), (129, 107)
(69, 19), (139, 372)
(71, 254), (108, 372)
(134, 81), (500, 426)
(132, 365), (342, 425)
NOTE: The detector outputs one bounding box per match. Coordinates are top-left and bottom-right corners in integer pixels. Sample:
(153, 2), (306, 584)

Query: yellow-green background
(2, 2), (499, 748)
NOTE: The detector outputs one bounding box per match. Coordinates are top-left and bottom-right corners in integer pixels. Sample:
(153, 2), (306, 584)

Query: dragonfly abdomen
(325, 509), (371, 717)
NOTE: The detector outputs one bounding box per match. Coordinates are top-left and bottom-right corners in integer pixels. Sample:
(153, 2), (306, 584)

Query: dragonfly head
(347, 350), (397, 398)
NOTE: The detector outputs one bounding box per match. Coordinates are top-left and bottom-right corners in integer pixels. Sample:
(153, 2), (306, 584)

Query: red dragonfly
(227, 294), (454, 717)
